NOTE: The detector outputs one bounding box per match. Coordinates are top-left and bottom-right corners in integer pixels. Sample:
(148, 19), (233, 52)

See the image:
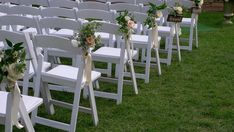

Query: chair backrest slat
(9, 5), (41, 16)
(41, 7), (77, 20)
(78, 1), (109, 11)
(49, 0), (78, 9)
(33, 34), (82, 55)
(39, 17), (82, 33)
(109, 3), (141, 12)
(76, 9), (115, 23)
(19, 0), (50, 7)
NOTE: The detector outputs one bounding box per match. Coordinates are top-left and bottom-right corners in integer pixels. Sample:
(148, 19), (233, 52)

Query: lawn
(1, 11), (234, 131)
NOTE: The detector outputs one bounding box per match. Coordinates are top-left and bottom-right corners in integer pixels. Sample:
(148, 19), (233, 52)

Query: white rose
(173, 6), (183, 15)
(156, 11), (163, 18)
(124, 16), (131, 21)
(6, 63), (24, 82)
(71, 39), (79, 47)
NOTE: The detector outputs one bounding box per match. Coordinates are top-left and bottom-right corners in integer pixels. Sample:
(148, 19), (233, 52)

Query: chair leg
(19, 99), (35, 132)
(126, 48), (138, 95)
(155, 48), (162, 76)
(41, 82), (55, 115)
(195, 24), (198, 48)
(116, 63), (124, 104)
(175, 23), (182, 62)
(189, 24), (194, 51)
(69, 87), (82, 132)
(167, 36), (173, 66)
(107, 63), (112, 77)
(88, 83), (98, 126)
(83, 86), (88, 99)
(144, 48), (151, 83)
(141, 48), (146, 62)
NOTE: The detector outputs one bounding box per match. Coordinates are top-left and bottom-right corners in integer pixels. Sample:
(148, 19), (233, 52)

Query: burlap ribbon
(11, 82), (24, 129)
(152, 24), (159, 48)
(83, 53), (92, 85)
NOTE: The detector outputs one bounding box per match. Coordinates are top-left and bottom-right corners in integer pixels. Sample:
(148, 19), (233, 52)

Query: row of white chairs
(0, 21), (134, 131)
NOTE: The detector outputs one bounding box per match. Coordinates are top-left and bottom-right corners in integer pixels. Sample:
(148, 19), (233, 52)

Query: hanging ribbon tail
(11, 83), (24, 129)
(83, 53), (92, 85)
(125, 38), (132, 62)
(152, 25), (159, 49)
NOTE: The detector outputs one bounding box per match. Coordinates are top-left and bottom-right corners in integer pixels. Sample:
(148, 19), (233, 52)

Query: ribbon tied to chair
(151, 24), (159, 49)
(10, 82), (24, 129)
(83, 52), (92, 85)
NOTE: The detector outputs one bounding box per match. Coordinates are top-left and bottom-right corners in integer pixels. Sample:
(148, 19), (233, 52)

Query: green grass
(1, 12), (234, 131)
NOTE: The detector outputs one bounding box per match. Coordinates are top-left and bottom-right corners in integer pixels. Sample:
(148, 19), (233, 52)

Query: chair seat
(181, 18), (195, 27)
(22, 27), (38, 34)
(29, 61), (51, 75)
(95, 32), (116, 41)
(0, 91), (43, 117)
(158, 26), (175, 37)
(131, 34), (161, 48)
(92, 47), (138, 63)
(52, 29), (74, 37)
(42, 65), (101, 88)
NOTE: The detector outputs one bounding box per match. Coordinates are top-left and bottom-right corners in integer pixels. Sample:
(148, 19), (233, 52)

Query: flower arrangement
(71, 22), (101, 55)
(116, 10), (135, 39)
(167, 4), (183, 23)
(0, 39), (26, 91)
(144, 2), (167, 29)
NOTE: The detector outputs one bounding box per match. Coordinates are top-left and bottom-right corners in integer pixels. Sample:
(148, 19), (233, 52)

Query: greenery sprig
(116, 10), (135, 39)
(71, 22), (101, 55)
(144, 2), (167, 29)
(0, 39), (26, 91)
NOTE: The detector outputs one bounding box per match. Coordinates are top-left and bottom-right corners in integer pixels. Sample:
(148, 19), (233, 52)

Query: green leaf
(5, 39), (13, 47)
(13, 42), (24, 50)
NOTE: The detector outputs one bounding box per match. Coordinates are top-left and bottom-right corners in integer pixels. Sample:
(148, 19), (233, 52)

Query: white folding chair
(0, 30), (43, 132)
(128, 12), (161, 83)
(49, 0), (79, 9)
(77, 1), (109, 11)
(0, 91), (42, 132)
(92, 22), (138, 104)
(31, 34), (100, 132)
(180, 0), (199, 51)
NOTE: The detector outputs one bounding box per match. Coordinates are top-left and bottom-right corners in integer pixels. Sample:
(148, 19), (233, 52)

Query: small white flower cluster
(173, 6), (183, 15)
(6, 63), (24, 82)
(71, 39), (80, 48)
(198, 0), (204, 8)
(155, 10), (163, 18)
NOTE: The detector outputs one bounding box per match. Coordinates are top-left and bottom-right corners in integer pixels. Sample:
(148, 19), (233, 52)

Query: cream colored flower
(124, 16), (131, 21)
(6, 63), (24, 82)
(86, 36), (95, 46)
(127, 20), (135, 29)
(155, 10), (163, 18)
(71, 39), (79, 47)
(173, 6), (183, 15)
